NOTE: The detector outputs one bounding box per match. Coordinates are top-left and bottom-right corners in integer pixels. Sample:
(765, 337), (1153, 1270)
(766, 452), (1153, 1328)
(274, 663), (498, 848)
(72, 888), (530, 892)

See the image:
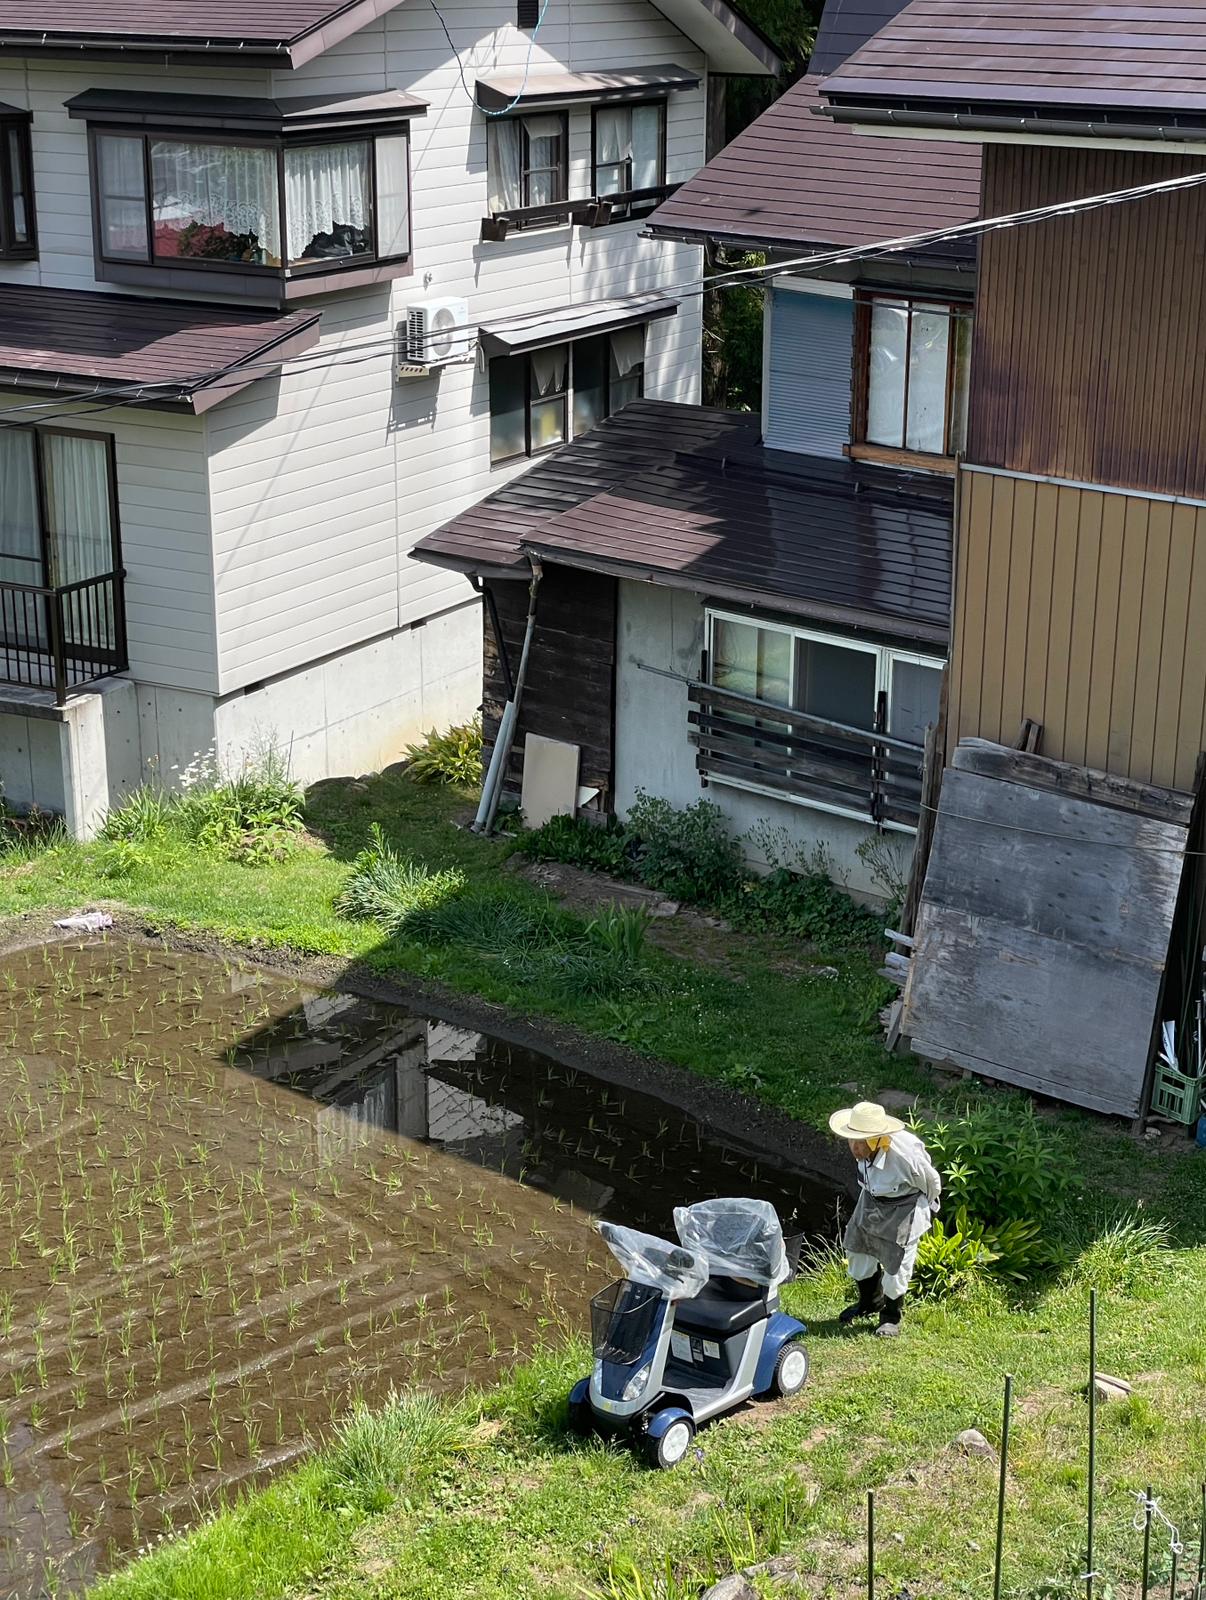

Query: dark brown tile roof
(0, 0), (407, 63)
(0, 285), (320, 413)
(414, 399), (952, 642)
(414, 402), (753, 578)
(822, 0), (1206, 117)
(649, 76), (980, 255)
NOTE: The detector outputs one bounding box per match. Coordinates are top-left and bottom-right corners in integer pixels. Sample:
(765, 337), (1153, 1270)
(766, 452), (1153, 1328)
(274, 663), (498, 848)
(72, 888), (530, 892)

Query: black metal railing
(0, 571), (128, 705)
(688, 679), (926, 828)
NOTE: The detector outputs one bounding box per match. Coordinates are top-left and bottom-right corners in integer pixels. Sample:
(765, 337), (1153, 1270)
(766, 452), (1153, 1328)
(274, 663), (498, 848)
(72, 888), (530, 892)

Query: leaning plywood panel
(903, 752), (1189, 1118)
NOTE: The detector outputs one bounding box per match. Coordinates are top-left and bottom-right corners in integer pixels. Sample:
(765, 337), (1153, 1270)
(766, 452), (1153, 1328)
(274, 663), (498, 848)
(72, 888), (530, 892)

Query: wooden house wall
(970, 144), (1206, 497)
(949, 467), (1206, 791)
(482, 569), (617, 799)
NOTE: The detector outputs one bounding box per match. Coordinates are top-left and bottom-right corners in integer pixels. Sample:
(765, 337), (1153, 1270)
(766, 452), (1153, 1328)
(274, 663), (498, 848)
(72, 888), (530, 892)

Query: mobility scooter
(568, 1198), (809, 1467)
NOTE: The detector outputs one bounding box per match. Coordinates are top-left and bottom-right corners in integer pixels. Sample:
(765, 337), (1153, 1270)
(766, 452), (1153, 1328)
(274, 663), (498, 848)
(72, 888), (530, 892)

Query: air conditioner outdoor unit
(399, 296), (471, 373)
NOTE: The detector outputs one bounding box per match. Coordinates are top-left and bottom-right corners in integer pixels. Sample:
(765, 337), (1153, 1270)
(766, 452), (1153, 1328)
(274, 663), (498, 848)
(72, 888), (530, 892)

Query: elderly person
(829, 1101), (941, 1339)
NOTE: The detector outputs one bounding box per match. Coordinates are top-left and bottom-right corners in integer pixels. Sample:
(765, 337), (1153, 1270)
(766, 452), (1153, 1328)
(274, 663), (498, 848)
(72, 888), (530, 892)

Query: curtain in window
(523, 114), (563, 205)
(374, 135), (409, 258)
(7, 129), (28, 242)
(98, 134), (148, 259)
(42, 434), (114, 649)
(488, 120), (524, 213)
(284, 141), (371, 264)
(530, 344), (568, 450)
(609, 326), (645, 409)
(595, 107), (628, 195)
(905, 305), (949, 454)
(866, 300), (908, 447)
(151, 140), (281, 265)
(630, 104), (661, 190)
(0, 430), (40, 586)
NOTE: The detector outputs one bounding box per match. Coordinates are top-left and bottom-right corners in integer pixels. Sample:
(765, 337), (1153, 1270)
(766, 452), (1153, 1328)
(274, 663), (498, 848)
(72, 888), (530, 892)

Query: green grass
(2, 769), (1203, 1600)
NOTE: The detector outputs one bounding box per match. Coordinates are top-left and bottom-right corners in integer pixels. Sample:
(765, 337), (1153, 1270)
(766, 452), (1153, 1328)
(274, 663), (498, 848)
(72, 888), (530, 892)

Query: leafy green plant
(520, 813), (636, 876)
(735, 868), (883, 948)
(322, 1389), (474, 1514)
(101, 787), (175, 845)
(102, 747), (304, 863)
(404, 718), (483, 787)
(1063, 1210), (1173, 1296)
(627, 790), (744, 904)
(336, 825), (466, 932)
(914, 1210), (999, 1297)
(585, 904), (652, 962)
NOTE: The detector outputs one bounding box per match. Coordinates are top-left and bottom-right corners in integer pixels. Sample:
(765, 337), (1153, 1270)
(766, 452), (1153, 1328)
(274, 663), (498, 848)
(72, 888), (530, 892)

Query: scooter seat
(674, 1284), (768, 1336)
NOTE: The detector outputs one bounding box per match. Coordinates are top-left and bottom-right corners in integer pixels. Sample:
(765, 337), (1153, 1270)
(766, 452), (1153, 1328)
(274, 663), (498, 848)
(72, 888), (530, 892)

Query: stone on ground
(954, 1428), (997, 1459)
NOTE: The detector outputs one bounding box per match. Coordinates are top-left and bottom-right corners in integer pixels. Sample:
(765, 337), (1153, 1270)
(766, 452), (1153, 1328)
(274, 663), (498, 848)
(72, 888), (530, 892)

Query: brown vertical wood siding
(482, 568), (617, 800)
(971, 144), (1206, 497)
(950, 467), (1206, 791)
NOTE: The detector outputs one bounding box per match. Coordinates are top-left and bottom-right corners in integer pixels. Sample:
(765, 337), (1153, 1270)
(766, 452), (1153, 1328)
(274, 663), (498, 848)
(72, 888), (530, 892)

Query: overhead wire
(8, 155), (1206, 429)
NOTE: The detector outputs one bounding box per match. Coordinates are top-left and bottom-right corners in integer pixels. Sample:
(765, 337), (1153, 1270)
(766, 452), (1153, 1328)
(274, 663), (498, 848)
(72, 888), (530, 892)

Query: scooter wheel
(770, 1338), (810, 1398)
(645, 1415), (695, 1470)
(567, 1397), (594, 1436)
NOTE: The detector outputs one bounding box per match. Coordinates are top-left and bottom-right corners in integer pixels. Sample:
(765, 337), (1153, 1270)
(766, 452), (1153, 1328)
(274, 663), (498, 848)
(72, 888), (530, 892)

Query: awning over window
(65, 87), (428, 134)
(474, 65), (699, 114)
(478, 292), (677, 358)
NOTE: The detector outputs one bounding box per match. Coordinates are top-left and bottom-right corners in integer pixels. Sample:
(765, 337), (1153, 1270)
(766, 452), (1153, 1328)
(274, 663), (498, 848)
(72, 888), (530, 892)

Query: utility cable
(8, 156), (1206, 428)
(425, 0), (551, 117)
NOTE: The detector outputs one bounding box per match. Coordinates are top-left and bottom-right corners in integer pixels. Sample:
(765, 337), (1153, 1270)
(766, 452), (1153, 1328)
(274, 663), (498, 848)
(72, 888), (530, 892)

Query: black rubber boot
(839, 1269), (884, 1325)
(875, 1294), (905, 1338)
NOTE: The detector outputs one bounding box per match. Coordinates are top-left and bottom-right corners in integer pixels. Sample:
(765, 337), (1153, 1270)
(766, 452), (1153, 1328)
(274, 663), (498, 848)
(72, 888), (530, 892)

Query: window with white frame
(858, 293), (972, 460)
(705, 609), (944, 822)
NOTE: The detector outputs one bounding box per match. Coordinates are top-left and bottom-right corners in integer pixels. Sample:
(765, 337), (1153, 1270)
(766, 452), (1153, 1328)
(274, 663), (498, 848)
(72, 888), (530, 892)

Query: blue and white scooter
(568, 1198), (808, 1468)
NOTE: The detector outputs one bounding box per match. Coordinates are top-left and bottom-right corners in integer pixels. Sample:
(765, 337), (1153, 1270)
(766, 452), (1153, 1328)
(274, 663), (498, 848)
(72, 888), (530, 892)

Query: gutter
(821, 102), (1206, 145)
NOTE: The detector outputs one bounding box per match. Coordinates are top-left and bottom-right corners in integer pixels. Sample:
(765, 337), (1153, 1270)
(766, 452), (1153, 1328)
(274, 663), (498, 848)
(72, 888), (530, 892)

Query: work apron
(843, 1189), (926, 1277)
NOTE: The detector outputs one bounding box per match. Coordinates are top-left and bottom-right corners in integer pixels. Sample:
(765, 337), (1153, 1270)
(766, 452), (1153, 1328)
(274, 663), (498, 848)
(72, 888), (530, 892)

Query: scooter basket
(591, 1280), (661, 1365)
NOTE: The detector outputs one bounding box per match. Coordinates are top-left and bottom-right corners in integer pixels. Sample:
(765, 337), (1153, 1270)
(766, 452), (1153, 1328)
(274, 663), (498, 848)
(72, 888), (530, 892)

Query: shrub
(913, 1210), (999, 1297)
(626, 790), (744, 904)
(913, 1101), (1079, 1283)
(404, 718), (483, 787)
(1063, 1209), (1173, 1297)
(336, 825), (466, 932)
(736, 867), (884, 947)
(520, 813), (636, 876)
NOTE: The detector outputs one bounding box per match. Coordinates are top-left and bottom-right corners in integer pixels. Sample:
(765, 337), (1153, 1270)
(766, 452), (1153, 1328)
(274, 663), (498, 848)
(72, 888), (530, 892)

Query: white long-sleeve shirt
(857, 1128), (942, 1212)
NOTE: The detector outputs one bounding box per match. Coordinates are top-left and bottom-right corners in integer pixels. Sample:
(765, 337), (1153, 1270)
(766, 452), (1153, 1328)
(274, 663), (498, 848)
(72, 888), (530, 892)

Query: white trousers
(848, 1238), (920, 1300)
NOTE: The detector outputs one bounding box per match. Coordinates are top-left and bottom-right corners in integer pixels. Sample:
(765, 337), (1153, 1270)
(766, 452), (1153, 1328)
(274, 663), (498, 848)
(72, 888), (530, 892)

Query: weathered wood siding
(950, 466), (1206, 790)
(483, 570), (616, 798)
(971, 144), (1206, 497)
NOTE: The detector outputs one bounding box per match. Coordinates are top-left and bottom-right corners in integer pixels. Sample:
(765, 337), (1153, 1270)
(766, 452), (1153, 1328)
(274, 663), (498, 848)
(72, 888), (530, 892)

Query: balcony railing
(0, 571), (128, 705)
(687, 679), (926, 829)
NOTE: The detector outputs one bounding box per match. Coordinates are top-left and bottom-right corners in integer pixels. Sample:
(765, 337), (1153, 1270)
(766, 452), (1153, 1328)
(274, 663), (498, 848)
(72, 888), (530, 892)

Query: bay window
(87, 122), (411, 293)
(490, 328), (646, 464)
(0, 107), (34, 259)
(704, 609), (943, 824)
(487, 113), (568, 220)
(856, 293), (971, 461)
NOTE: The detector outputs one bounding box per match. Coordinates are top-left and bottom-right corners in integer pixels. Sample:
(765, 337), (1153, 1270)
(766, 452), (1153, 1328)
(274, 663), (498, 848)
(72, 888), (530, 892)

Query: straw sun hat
(828, 1101), (905, 1140)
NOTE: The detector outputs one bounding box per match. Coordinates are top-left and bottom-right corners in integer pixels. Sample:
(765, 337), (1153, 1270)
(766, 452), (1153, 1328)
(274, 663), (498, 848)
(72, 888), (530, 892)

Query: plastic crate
(1150, 1061), (1204, 1125)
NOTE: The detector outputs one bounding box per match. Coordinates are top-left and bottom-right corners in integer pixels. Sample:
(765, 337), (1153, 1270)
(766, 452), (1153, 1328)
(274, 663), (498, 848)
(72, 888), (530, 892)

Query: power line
(6, 157), (1206, 429)
(425, 0), (551, 118)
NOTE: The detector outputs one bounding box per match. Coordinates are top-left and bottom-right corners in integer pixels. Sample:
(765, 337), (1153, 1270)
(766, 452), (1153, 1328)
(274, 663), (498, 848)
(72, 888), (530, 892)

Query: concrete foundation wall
(0, 679), (143, 838)
(613, 581), (912, 904)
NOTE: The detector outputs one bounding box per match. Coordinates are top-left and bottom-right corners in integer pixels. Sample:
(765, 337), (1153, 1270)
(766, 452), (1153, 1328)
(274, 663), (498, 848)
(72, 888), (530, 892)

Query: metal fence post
(867, 1488), (875, 1600)
(994, 1375), (1013, 1600)
(1143, 1485), (1154, 1600)
(1087, 1289), (1097, 1600)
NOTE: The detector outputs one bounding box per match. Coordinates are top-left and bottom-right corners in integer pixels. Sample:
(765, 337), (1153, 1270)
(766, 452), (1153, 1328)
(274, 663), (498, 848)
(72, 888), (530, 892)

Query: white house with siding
(0, 0), (777, 833)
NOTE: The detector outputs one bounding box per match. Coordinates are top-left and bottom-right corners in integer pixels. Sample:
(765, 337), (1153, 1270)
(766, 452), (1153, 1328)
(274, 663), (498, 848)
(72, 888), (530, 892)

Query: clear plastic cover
(673, 1198), (790, 1287)
(597, 1221), (709, 1300)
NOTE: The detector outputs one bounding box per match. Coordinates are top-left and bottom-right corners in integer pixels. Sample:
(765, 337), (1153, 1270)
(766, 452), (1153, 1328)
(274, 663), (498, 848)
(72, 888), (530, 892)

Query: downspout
(474, 555), (543, 834)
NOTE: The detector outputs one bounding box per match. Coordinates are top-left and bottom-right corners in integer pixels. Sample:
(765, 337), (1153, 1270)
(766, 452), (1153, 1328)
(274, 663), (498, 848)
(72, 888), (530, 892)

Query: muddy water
(0, 939), (843, 1598)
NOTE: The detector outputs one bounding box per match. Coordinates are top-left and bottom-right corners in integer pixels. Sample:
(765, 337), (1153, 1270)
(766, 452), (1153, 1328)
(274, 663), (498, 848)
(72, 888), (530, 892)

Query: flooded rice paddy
(0, 938), (842, 1597)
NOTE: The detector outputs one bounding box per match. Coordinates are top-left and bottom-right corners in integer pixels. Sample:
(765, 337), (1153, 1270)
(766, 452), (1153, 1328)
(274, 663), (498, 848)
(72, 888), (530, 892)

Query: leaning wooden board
(903, 755), (1189, 1118)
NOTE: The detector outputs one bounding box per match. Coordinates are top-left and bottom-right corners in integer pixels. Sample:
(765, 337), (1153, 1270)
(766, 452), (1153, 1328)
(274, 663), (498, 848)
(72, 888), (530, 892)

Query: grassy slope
(3, 772), (1204, 1600)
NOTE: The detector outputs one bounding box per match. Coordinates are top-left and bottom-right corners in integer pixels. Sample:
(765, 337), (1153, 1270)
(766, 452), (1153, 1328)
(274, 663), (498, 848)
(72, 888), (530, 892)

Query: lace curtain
(284, 141), (371, 263)
(151, 140), (281, 264)
(488, 120), (523, 213)
(0, 430), (40, 588)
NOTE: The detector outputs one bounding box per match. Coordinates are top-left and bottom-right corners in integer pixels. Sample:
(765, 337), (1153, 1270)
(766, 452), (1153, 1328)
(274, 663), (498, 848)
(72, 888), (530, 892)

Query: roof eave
(650, 0), (781, 77)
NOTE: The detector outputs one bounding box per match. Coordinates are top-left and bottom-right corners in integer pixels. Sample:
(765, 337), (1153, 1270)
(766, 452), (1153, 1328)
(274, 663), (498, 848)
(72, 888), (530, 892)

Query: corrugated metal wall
(971, 144), (1206, 497)
(950, 467), (1206, 790)
(764, 289), (853, 458)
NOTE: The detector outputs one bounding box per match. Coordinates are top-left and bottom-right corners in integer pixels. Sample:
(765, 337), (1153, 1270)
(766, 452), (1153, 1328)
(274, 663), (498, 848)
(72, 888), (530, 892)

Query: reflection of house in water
(239, 992), (840, 1237)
